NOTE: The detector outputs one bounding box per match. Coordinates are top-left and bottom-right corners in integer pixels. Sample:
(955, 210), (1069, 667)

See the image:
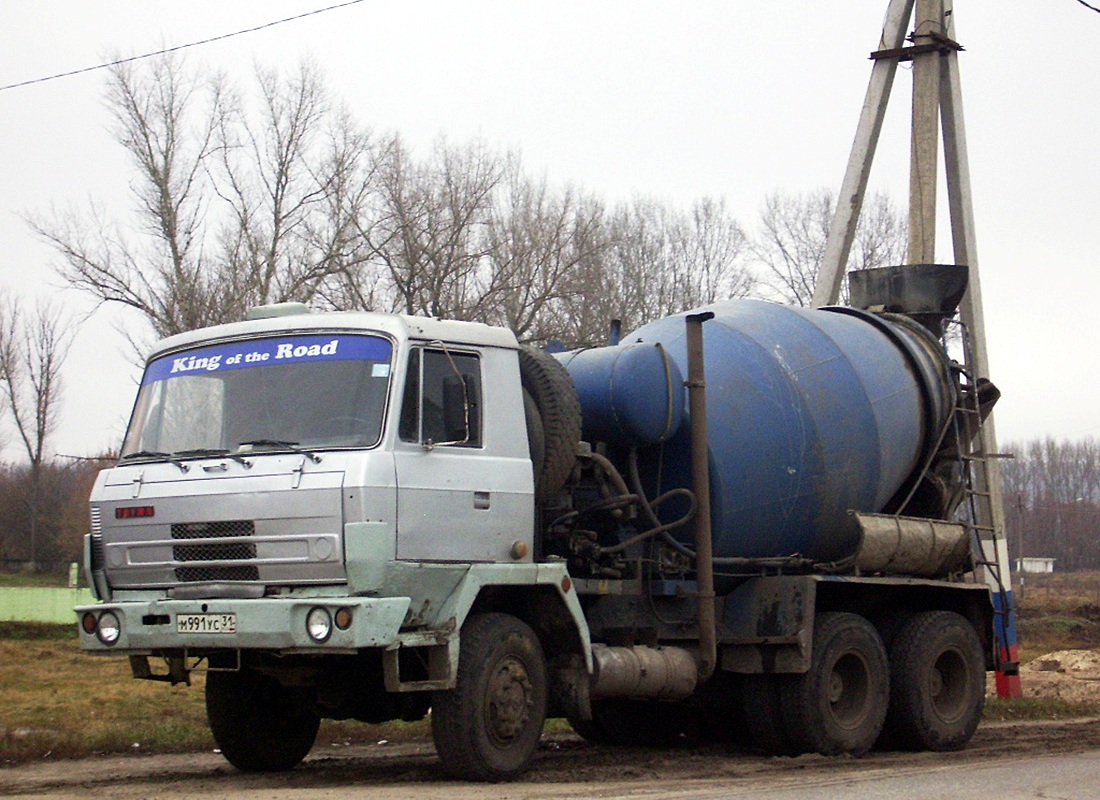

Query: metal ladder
(951, 322), (1020, 696)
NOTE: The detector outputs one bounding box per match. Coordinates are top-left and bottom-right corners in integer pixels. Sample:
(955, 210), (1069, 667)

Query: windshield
(120, 334), (394, 459)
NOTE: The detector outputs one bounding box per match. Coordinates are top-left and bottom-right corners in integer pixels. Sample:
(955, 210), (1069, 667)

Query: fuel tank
(560, 299), (955, 564)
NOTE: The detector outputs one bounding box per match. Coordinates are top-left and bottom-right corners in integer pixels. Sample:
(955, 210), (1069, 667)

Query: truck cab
(85, 306), (542, 603)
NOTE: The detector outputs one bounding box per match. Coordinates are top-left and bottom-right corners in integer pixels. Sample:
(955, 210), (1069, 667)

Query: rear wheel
(205, 662), (319, 772)
(779, 612), (889, 756)
(689, 673), (747, 745)
(741, 674), (796, 755)
(432, 613), (547, 780)
(883, 610), (985, 751)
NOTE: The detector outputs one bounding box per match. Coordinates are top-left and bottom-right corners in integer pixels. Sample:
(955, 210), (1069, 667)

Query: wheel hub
(828, 672), (845, 704)
(929, 667), (945, 698)
(828, 652), (872, 728)
(486, 656), (533, 745)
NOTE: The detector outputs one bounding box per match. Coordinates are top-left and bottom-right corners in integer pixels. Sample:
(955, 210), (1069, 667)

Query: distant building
(1015, 557), (1056, 574)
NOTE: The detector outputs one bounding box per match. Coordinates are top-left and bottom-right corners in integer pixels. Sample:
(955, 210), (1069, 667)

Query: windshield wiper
(237, 439), (322, 463)
(173, 448), (253, 468)
(119, 450), (190, 473)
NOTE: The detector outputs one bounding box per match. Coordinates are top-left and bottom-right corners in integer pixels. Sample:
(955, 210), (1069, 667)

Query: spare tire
(518, 346), (581, 501)
(522, 388), (545, 488)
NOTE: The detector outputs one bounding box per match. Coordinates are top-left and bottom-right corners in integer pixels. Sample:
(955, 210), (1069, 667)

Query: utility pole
(811, 0), (1021, 698)
(909, 0), (942, 264)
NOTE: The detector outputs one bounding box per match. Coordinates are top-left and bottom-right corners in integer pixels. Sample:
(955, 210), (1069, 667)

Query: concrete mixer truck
(76, 263), (1011, 780)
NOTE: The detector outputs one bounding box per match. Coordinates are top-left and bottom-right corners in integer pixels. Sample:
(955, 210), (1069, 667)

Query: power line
(1076, 0), (1100, 13)
(0, 0), (365, 93)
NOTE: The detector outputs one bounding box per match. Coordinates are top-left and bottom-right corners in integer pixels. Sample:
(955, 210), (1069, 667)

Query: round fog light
(306, 607), (332, 642)
(334, 607), (353, 630)
(81, 611), (98, 634)
(96, 611), (121, 646)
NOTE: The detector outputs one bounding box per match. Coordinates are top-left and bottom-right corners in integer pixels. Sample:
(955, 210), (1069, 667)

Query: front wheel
(432, 613), (548, 781)
(205, 662), (319, 772)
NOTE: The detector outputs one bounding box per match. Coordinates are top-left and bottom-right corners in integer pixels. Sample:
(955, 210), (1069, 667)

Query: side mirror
(442, 375), (472, 443)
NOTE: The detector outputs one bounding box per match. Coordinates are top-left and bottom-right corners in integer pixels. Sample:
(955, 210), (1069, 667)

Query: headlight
(96, 611), (121, 646)
(306, 607), (332, 642)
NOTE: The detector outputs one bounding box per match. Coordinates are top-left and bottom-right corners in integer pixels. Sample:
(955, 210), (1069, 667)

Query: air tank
(559, 299), (956, 564)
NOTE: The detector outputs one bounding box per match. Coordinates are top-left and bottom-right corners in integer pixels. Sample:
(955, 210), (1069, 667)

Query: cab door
(393, 346), (527, 562)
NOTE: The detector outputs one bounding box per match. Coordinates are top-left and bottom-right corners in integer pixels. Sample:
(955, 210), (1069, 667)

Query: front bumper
(75, 595), (412, 654)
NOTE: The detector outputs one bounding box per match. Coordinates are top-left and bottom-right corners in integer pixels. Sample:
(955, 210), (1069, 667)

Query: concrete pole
(940, 0), (1020, 699)
(811, 0), (915, 308)
(908, 0), (943, 264)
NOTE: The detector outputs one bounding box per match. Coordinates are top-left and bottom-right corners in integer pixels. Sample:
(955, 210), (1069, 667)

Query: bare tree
(32, 55), (370, 340)
(31, 54), (223, 339)
(0, 298), (74, 570)
(211, 60), (371, 316)
(1002, 437), (1100, 571)
(32, 56), (764, 357)
(348, 137), (504, 319)
(481, 166), (607, 343)
(750, 189), (907, 306)
(554, 196), (753, 347)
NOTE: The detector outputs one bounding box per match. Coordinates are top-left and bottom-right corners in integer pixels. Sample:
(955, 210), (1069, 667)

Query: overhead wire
(0, 0), (366, 93)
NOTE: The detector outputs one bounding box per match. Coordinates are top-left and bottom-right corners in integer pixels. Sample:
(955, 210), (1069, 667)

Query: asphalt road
(2, 721), (1099, 800)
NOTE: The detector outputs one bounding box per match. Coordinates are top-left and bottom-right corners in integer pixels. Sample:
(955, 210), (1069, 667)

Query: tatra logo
(116, 505), (155, 519)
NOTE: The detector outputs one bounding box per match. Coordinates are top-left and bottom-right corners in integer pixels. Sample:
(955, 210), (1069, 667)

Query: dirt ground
(1012, 648), (1100, 705)
(3, 651), (1100, 800)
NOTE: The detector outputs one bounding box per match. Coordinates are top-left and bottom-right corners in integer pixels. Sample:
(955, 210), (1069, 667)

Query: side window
(399, 349), (421, 442)
(399, 347), (482, 447)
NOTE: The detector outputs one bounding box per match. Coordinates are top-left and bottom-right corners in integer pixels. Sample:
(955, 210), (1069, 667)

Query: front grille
(175, 565), (259, 582)
(172, 520), (254, 539)
(172, 520), (258, 583)
(174, 541), (257, 562)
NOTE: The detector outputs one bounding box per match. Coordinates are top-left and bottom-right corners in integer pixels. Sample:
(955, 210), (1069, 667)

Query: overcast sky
(0, 1), (1097, 459)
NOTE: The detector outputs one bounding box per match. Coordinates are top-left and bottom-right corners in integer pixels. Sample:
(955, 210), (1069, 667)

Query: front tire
(432, 613), (548, 781)
(205, 662), (319, 772)
(883, 610), (985, 751)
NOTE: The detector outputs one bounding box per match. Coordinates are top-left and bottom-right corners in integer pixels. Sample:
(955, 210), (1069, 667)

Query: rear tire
(741, 674), (796, 755)
(432, 613), (547, 781)
(882, 611), (985, 751)
(205, 663), (319, 772)
(779, 612), (889, 756)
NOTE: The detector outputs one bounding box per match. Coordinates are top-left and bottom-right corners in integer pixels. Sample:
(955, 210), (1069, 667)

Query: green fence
(0, 587), (97, 623)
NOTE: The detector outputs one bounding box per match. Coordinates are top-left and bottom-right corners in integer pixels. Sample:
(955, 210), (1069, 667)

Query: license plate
(176, 613), (237, 634)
